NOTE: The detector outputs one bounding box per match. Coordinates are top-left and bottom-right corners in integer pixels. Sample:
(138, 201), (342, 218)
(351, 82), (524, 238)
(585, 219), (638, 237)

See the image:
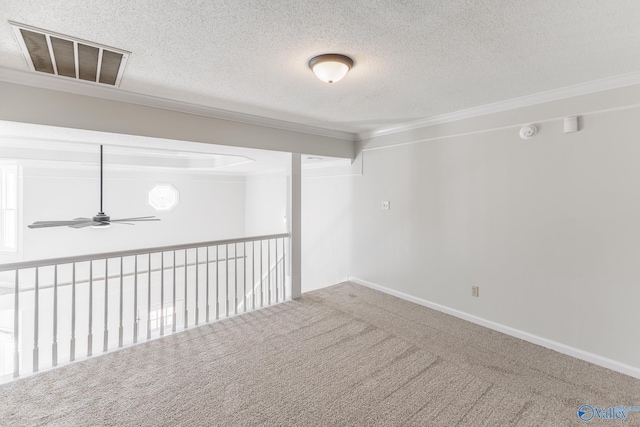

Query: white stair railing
(237, 239), (286, 313)
(0, 233), (289, 382)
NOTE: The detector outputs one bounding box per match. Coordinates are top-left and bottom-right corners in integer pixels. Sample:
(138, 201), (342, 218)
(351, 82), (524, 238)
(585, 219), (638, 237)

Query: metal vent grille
(10, 22), (130, 86)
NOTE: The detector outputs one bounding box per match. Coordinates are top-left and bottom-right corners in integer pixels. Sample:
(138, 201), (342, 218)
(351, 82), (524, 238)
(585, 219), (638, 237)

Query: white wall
(14, 165), (245, 262)
(301, 173), (352, 293)
(346, 103), (640, 371)
(244, 174), (287, 237)
(239, 161), (352, 300)
(243, 167), (352, 293)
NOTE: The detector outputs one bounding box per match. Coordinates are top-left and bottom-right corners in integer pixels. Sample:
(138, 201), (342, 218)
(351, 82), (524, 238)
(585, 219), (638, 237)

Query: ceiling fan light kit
(28, 145), (160, 229)
(308, 54), (353, 83)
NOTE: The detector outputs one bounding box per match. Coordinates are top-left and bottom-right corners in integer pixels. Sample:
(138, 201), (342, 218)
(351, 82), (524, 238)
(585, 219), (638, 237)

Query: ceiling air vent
(10, 22), (130, 86)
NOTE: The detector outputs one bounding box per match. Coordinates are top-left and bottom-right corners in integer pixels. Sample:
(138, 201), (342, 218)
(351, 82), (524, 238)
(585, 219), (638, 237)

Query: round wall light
(148, 183), (180, 212)
(308, 54), (354, 84)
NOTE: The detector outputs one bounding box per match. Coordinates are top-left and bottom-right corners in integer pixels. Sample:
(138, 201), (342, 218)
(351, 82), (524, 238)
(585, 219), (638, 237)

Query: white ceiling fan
(28, 145), (160, 229)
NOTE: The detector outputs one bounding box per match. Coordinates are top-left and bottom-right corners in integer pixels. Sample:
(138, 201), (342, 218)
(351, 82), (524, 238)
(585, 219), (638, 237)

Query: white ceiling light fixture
(308, 54), (354, 84)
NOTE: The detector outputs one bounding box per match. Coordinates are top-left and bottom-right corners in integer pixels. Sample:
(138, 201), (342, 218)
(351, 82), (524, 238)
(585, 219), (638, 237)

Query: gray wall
(3, 78), (639, 375)
(341, 89), (640, 372)
(0, 81), (355, 159)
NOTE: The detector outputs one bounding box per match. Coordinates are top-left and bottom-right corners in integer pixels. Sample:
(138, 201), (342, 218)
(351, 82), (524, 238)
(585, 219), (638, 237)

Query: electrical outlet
(382, 201), (390, 210)
(471, 286), (479, 297)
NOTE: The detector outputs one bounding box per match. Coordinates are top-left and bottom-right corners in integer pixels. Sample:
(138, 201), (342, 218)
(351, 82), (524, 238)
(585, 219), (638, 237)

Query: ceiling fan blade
(28, 220), (90, 229)
(69, 221), (101, 229)
(111, 216), (155, 221)
(111, 222), (135, 225)
(111, 216), (159, 222)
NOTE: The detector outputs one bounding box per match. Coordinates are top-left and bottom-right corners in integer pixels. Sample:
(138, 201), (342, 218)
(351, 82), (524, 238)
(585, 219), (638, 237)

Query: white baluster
(260, 241), (264, 307)
(88, 261), (93, 356)
(52, 265), (58, 366)
(33, 267), (39, 372)
(118, 257), (124, 347)
(133, 256), (138, 344)
(103, 259), (109, 352)
(195, 248), (199, 325)
(160, 253), (165, 337)
(215, 246), (219, 320)
(172, 251), (177, 333)
(206, 246), (210, 323)
(234, 243), (238, 315)
(243, 242), (247, 312)
(147, 254), (151, 340)
(229, 244), (231, 318)
(70, 262), (76, 361)
(13, 270), (19, 378)
(282, 238), (286, 301)
(268, 240), (271, 305)
(184, 249), (188, 329)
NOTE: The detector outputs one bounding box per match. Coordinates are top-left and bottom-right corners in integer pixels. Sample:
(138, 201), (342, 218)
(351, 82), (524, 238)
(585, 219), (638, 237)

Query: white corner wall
(243, 169), (352, 293)
(346, 93), (640, 375)
(301, 173), (352, 293)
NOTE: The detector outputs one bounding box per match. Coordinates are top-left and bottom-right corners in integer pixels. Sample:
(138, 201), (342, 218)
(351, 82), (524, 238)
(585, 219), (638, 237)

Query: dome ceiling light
(308, 54), (354, 84)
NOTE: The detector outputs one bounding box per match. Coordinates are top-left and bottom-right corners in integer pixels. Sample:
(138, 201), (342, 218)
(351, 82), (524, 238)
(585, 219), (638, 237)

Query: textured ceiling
(1, 1), (640, 134)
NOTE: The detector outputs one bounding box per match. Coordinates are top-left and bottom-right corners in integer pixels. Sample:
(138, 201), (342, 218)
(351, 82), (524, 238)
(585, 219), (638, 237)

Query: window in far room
(0, 164), (18, 252)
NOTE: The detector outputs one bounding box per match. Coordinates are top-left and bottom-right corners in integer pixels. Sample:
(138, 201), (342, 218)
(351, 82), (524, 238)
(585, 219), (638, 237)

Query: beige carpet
(1, 282), (639, 426)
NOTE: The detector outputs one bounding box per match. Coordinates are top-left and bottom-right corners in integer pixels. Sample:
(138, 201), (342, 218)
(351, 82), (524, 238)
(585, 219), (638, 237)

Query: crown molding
(0, 66), (356, 142)
(5, 66), (640, 145)
(358, 71), (640, 141)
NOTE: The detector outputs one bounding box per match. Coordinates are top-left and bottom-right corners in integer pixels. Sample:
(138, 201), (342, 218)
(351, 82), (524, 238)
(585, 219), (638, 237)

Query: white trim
(357, 71), (640, 141)
(0, 67), (355, 142)
(44, 34), (58, 76)
(10, 25), (35, 71)
(360, 101), (640, 153)
(4, 56), (640, 145)
(348, 276), (640, 380)
(95, 48), (103, 84)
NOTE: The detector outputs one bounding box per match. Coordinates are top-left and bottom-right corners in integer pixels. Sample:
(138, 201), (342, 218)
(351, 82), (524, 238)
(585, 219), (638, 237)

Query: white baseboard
(302, 277), (352, 294)
(347, 276), (640, 380)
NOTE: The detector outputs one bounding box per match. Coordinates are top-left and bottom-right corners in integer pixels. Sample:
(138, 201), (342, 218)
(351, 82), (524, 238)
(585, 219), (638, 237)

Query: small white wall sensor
(519, 124), (537, 139)
(564, 116), (579, 133)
